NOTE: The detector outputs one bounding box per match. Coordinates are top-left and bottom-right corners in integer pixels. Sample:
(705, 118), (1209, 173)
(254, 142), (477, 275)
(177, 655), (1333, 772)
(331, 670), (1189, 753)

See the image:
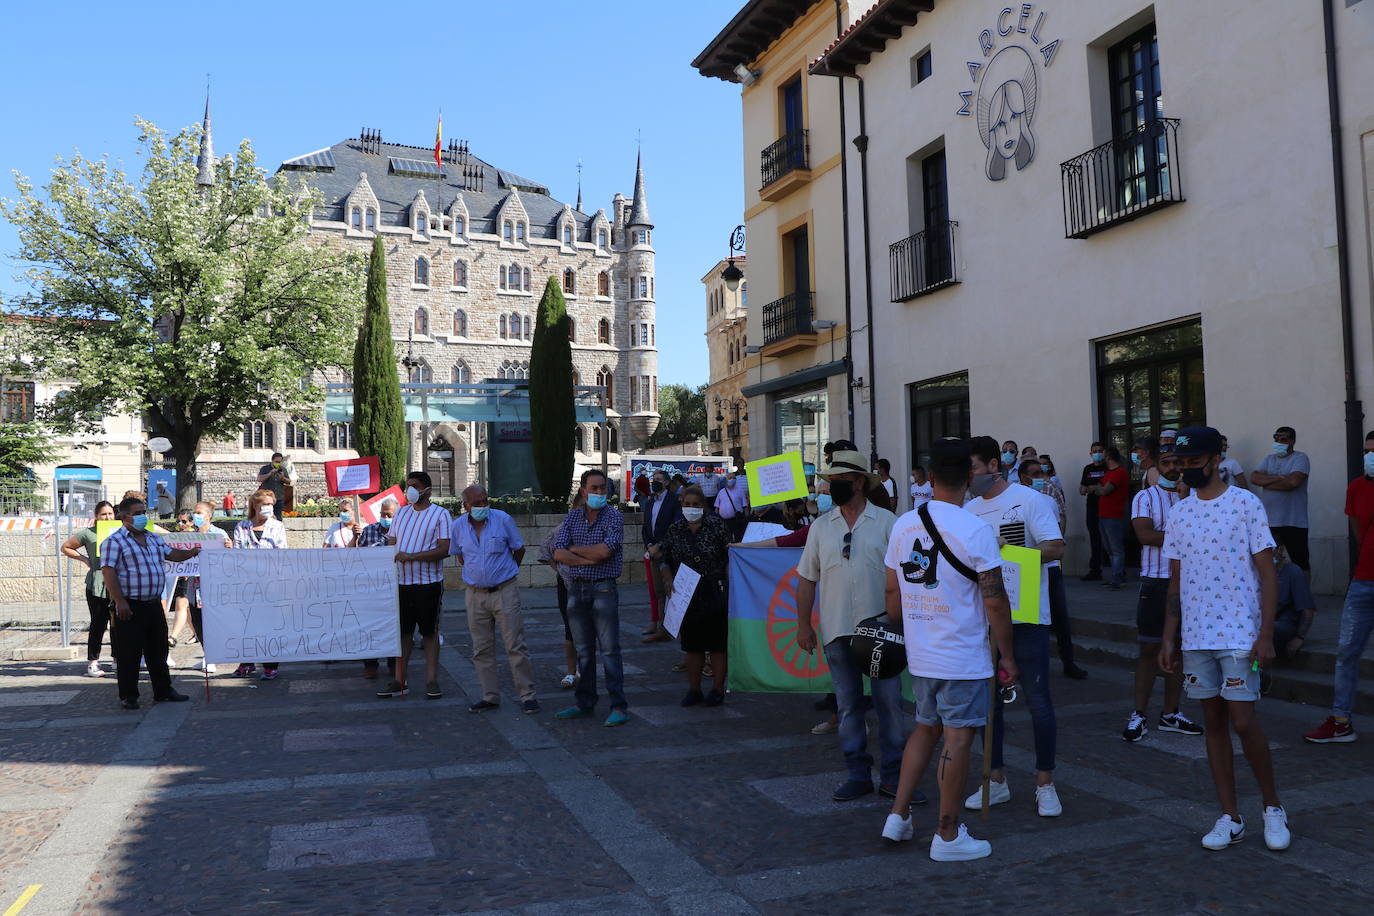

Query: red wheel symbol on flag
(766, 569), (830, 679)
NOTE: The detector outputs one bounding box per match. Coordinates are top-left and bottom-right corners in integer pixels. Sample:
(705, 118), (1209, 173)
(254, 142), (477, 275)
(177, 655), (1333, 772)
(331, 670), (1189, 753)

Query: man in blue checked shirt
(451, 486), (539, 715)
(101, 495), (202, 709)
(553, 469), (629, 726)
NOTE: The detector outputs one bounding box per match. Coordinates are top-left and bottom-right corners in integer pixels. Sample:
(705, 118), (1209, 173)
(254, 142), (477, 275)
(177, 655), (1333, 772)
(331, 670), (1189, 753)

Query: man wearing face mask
(1079, 443), (1108, 581)
(641, 470), (682, 643)
(965, 437), (1066, 818)
(101, 496), (201, 709)
(795, 447), (902, 801)
(379, 472), (451, 701)
(715, 468), (750, 541)
(256, 452), (289, 520)
(553, 469), (630, 727)
(1249, 426), (1311, 574)
(451, 485), (539, 715)
(323, 498), (362, 548)
(1000, 441), (1020, 480)
(1305, 431), (1374, 744)
(1087, 448), (1130, 590)
(1124, 451), (1201, 742)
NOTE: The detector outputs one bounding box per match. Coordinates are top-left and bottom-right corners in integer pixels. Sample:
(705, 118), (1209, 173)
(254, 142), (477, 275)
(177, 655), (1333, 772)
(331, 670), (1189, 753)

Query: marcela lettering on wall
(957, 4), (1061, 182)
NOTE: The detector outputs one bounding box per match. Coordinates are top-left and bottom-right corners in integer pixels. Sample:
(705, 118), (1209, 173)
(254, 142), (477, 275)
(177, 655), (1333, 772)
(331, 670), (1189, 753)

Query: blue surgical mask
(1364, 452), (1374, 477)
(1159, 476), (1179, 490)
(1030, 478), (1046, 492)
(1001, 451), (1016, 466)
(587, 494), (608, 510)
(815, 493), (834, 513)
(1220, 450), (1228, 460)
(191, 513), (205, 528)
(1131, 453), (1141, 466)
(1273, 443), (1290, 457)
(379, 516), (393, 529)
(1091, 452), (1104, 463)
(339, 511), (352, 524)
(131, 514), (148, 529)
(470, 506), (490, 521)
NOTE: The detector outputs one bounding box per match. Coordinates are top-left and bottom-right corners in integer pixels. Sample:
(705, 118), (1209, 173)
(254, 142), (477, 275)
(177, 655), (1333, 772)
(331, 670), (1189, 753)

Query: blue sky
(0, 0), (747, 386)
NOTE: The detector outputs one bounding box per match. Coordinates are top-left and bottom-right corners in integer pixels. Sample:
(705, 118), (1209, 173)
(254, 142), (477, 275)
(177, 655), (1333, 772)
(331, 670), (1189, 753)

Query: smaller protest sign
(663, 564), (701, 638)
(999, 544), (1042, 624)
(745, 452), (809, 507)
(359, 485), (407, 525)
(162, 532), (227, 576)
(325, 456), (381, 497)
(94, 517), (155, 557)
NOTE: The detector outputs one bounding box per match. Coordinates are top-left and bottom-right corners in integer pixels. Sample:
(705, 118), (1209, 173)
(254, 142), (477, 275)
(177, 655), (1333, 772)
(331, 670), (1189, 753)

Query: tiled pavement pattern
(0, 586), (1372, 914)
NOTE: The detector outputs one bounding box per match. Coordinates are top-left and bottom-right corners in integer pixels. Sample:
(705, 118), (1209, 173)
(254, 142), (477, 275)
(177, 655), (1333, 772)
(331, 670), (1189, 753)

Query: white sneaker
(1201, 814), (1245, 850)
(560, 673), (577, 689)
(881, 813), (913, 844)
(1035, 784), (1063, 817)
(204, 663), (216, 675)
(811, 719), (837, 735)
(929, 824), (992, 861)
(166, 654), (176, 670)
(1262, 806), (1290, 850)
(964, 779), (1011, 810)
(85, 661), (105, 678)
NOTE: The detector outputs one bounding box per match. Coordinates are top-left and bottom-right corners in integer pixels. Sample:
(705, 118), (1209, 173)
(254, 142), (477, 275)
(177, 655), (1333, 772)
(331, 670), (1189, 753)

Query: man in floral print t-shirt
(1159, 426), (1288, 855)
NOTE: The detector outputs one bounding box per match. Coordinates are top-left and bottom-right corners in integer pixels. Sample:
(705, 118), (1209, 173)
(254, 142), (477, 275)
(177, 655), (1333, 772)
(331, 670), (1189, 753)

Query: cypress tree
(352, 235), (408, 490)
(529, 275), (575, 499)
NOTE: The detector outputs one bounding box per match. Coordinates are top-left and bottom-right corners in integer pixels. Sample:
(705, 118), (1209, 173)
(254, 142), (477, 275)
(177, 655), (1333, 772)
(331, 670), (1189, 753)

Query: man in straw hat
(795, 444), (904, 802)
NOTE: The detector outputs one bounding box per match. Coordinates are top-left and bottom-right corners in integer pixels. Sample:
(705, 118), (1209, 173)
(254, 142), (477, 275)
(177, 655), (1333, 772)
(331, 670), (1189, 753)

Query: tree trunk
(171, 432), (202, 513)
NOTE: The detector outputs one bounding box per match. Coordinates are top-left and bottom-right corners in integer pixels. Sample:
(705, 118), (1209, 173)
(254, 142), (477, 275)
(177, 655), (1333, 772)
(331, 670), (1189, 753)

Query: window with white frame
(328, 422), (355, 450)
(408, 361), (432, 384)
(350, 207), (362, 231)
(637, 276), (649, 298)
(285, 417), (317, 449)
(452, 361), (471, 385)
(597, 367), (613, 407)
(242, 420), (273, 449)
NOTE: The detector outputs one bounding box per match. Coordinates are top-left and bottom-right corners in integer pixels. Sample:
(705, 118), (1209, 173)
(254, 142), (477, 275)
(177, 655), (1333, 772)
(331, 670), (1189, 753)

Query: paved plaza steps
(1059, 577), (1374, 716)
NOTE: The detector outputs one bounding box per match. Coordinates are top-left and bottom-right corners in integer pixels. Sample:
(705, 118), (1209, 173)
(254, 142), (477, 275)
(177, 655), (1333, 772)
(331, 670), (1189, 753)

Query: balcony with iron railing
(761, 291), (817, 357)
(1061, 118), (1184, 239)
(889, 220), (959, 302)
(760, 128), (810, 201)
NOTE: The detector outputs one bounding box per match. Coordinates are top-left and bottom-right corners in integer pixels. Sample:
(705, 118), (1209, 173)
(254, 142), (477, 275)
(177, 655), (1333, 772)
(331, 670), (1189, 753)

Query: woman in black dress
(653, 485), (732, 707)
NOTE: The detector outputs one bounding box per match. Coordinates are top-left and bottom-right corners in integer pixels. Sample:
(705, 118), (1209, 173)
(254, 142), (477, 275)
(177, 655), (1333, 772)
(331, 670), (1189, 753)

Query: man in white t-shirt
(378, 472), (451, 701)
(1217, 435), (1248, 489)
(1124, 451), (1201, 742)
(879, 437), (1018, 861)
(1160, 426), (1289, 852)
(962, 436), (1065, 818)
(909, 465), (933, 510)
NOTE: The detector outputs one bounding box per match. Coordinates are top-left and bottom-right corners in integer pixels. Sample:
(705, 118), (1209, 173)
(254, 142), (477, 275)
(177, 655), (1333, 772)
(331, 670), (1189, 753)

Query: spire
(575, 160), (583, 212)
(196, 91), (216, 188)
(627, 149), (652, 228)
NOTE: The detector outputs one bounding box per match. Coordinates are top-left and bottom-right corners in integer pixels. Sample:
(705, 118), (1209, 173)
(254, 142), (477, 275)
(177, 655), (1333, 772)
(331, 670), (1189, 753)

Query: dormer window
(365, 208), (376, 232)
(350, 207), (362, 231)
(562, 224), (574, 246)
(415, 211), (428, 234)
(597, 228), (608, 250)
(453, 215), (465, 236)
(503, 220), (514, 243)
(515, 222), (527, 244)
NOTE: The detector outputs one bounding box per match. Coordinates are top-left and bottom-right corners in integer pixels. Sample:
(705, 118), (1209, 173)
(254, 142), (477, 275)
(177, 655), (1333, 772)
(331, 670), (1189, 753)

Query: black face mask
(651, 481), (664, 493)
(1181, 465), (1214, 489)
(829, 479), (856, 506)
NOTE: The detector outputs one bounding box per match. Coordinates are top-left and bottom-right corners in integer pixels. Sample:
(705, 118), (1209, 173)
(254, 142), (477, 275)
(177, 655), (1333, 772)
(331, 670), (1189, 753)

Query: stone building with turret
(191, 107), (660, 501)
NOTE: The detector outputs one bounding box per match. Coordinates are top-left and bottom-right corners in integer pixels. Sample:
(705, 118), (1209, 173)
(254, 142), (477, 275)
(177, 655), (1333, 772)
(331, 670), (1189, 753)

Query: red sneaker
(1304, 716), (1356, 744)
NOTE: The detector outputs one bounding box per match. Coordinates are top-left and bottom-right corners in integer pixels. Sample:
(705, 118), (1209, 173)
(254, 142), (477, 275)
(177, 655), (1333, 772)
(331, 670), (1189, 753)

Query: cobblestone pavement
(1, 585), (1372, 915)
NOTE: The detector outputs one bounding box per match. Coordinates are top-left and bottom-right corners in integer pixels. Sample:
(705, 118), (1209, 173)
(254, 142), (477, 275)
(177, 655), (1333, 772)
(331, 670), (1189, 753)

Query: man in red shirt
(1304, 432), (1374, 743)
(1087, 447), (1130, 590)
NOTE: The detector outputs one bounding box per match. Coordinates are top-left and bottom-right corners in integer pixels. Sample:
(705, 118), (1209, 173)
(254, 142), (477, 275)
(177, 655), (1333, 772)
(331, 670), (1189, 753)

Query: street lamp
(720, 224), (746, 292)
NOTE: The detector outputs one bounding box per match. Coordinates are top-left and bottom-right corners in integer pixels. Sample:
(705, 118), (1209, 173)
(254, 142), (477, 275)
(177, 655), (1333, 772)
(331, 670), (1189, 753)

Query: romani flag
(728, 547), (832, 692)
(434, 112), (443, 169)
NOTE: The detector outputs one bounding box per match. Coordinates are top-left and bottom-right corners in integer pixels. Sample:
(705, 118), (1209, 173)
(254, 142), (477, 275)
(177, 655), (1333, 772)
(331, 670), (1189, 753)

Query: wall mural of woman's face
(989, 82), (1024, 160)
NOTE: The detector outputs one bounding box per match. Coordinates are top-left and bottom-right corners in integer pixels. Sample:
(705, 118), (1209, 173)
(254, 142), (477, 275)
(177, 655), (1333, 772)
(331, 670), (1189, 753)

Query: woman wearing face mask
(183, 501), (232, 672)
(652, 486), (732, 706)
(324, 498), (362, 548)
(61, 500), (119, 677)
(166, 511), (197, 653)
(229, 489), (289, 679)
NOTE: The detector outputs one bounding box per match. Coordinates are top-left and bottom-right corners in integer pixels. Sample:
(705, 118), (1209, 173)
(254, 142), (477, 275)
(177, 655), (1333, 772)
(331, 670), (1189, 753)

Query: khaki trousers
(467, 579), (536, 703)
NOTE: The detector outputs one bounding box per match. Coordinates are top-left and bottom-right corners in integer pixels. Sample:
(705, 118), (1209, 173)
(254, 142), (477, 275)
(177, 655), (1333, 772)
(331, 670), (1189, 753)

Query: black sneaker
(680, 689), (704, 707)
(1159, 712), (1203, 735)
(376, 680), (408, 698)
(468, 700), (499, 713)
(1122, 710), (1147, 742)
(521, 699), (540, 715)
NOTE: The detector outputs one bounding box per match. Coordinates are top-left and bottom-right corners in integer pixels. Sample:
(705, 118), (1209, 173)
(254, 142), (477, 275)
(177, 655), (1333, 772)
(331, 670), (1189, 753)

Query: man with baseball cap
(795, 446), (903, 802)
(1159, 426), (1290, 851)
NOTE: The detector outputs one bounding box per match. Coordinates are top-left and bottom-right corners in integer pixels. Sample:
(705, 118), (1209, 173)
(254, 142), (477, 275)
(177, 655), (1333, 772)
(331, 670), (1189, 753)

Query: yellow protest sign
(745, 451), (809, 507)
(999, 544), (1042, 624)
(94, 518), (155, 557)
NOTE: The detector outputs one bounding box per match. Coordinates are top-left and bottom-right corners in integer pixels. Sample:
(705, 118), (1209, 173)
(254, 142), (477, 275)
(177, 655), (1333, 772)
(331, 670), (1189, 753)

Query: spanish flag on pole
(434, 112), (443, 169)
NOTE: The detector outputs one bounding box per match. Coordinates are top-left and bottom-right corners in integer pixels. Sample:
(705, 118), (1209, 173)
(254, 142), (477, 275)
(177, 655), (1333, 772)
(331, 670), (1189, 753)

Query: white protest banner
(199, 547), (401, 665)
(663, 564), (701, 638)
(163, 533), (228, 576)
(742, 522), (790, 544)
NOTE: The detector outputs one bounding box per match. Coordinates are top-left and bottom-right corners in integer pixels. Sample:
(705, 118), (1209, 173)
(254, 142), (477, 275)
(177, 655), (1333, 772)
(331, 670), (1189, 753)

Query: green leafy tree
(1, 120), (363, 509)
(647, 383), (708, 448)
(0, 421), (60, 479)
(528, 276), (574, 499)
(352, 235), (407, 490)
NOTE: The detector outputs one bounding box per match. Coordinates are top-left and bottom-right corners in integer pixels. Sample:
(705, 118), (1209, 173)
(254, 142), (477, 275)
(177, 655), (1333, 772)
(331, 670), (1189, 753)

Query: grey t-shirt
(258, 464), (287, 502)
(1255, 450), (1310, 528)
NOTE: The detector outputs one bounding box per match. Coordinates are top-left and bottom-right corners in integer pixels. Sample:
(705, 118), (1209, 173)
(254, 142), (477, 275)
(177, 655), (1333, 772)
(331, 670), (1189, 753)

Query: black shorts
(1136, 577), (1169, 643)
(399, 581), (444, 638)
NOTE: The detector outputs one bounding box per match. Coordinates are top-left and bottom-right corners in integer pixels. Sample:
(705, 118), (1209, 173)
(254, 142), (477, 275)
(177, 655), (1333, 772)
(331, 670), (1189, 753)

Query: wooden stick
(982, 632), (995, 820)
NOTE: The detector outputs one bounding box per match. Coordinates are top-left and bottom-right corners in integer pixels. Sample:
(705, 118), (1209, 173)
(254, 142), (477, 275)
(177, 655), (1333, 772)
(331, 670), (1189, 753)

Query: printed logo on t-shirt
(901, 535), (941, 589)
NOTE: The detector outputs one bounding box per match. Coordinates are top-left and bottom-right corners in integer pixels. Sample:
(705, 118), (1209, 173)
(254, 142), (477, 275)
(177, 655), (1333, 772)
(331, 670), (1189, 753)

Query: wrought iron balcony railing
(1061, 118), (1184, 239)
(889, 220), (959, 302)
(762, 291), (815, 346)
(761, 129), (809, 188)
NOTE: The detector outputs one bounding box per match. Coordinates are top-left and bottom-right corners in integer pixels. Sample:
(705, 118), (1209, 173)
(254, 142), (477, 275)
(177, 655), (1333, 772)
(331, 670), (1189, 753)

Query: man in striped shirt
(101, 495), (202, 709)
(1125, 451), (1202, 741)
(378, 473), (451, 701)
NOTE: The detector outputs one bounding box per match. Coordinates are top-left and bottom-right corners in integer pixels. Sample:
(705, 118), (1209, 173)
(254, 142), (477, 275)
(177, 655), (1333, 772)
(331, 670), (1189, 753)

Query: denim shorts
(911, 676), (990, 728)
(1182, 648), (1259, 702)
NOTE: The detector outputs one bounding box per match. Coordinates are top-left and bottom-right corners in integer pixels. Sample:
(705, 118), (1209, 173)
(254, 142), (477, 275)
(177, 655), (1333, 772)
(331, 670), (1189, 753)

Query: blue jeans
(1333, 579), (1374, 720)
(990, 624), (1056, 773)
(1099, 517), (1126, 586)
(823, 638), (909, 785)
(567, 579), (627, 712)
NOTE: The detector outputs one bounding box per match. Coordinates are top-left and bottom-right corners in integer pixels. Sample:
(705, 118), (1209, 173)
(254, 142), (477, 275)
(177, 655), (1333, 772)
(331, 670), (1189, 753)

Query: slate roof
(276, 137), (600, 238)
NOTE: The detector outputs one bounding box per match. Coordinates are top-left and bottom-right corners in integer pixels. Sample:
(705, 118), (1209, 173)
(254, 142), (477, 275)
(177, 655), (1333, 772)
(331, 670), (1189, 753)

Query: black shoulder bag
(917, 503), (978, 583)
